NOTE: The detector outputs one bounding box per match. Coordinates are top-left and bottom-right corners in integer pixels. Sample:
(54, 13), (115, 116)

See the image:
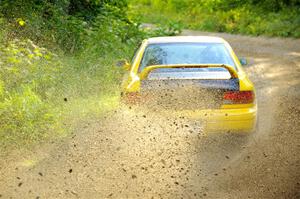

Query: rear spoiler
(139, 64), (238, 79)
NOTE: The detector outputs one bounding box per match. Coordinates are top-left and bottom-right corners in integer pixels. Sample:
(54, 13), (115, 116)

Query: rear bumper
(126, 103), (257, 133)
(204, 117), (256, 133)
(201, 107), (257, 133)
(160, 105), (257, 133)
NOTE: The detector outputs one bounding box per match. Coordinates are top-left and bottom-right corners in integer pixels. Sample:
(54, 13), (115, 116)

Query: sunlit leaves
(0, 39), (61, 147)
(0, 39), (61, 95)
(0, 85), (58, 145)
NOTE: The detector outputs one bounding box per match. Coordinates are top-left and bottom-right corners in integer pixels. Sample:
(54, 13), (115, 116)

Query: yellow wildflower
(17, 18), (26, 26)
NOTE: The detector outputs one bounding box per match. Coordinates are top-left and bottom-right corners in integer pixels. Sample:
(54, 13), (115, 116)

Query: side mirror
(239, 58), (248, 66)
(116, 59), (131, 71)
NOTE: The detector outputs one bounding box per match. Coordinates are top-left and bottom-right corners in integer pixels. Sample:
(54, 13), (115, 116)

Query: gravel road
(0, 31), (299, 199)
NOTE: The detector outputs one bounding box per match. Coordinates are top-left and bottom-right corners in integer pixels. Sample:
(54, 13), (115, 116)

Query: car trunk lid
(140, 78), (239, 110)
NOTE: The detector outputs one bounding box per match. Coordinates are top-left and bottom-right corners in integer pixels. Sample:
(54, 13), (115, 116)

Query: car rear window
(139, 43), (236, 72)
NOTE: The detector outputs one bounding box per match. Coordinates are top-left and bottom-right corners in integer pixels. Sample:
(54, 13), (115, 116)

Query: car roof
(147, 36), (226, 44)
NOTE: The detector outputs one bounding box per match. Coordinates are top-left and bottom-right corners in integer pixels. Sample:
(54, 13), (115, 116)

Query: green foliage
(0, 39), (61, 96)
(0, 39), (61, 148)
(151, 22), (183, 36)
(0, 0), (131, 53)
(0, 0), (182, 150)
(129, 0), (300, 38)
(0, 86), (58, 147)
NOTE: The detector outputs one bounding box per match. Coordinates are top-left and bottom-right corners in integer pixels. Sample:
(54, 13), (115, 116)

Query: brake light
(223, 91), (254, 104)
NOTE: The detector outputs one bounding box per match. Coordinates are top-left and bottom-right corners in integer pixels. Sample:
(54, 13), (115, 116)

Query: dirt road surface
(0, 31), (299, 199)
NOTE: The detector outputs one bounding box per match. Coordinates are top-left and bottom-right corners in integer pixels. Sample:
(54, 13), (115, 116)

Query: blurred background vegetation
(129, 0), (300, 37)
(0, 0), (299, 151)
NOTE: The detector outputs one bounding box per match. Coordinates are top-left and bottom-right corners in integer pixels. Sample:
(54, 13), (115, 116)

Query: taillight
(223, 91), (254, 104)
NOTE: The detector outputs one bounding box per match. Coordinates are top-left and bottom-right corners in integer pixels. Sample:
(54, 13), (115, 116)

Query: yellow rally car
(118, 36), (257, 133)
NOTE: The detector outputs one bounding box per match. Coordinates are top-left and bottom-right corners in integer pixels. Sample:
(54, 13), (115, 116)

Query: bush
(129, 0), (300, 38)
(0, 0), (130, 53)
(0, 39), (61, 148)
(0, 0), (182, 151)
(0, 39), (61, 97)
(0, 86), (59, 147)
